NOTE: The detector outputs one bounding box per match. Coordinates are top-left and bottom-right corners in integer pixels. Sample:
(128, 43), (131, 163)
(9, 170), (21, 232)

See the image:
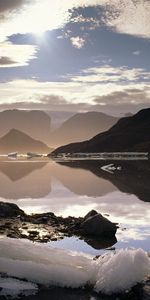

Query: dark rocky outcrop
(51, 108), (150, 154)
(81, 211), (117, 237)
(0, 202), (24, 218)
(0, 203), (117, 248)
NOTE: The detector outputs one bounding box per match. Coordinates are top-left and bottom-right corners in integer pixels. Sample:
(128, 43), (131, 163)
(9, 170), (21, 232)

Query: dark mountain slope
(51, 108), (150, 154)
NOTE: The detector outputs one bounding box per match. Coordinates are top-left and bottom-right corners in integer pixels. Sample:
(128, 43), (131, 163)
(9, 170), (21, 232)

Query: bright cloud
(70, 36), (86, 49)
(104, 0), (150, 39)
(71, 65), (150, 83)
(133, 50), (141, 56)
(0, 0), (149, 42)
(0, 42), (38, 67)
(0, 64), (149, 111)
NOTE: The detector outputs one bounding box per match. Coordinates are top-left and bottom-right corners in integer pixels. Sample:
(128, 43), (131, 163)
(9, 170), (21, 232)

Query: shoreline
(0, 202), (149, 300)
(0, 202), (117, 250)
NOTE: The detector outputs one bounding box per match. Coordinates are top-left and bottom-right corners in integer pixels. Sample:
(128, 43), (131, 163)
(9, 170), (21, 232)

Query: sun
(32, 30), (46, 38)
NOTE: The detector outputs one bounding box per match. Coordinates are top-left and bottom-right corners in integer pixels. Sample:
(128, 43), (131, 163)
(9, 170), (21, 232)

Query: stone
(83, 210), (98, 220)
(0, 202), (24, 218)
(81, 212), (117, 237)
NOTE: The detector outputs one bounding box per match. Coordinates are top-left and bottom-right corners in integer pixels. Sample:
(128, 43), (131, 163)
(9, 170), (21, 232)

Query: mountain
(0, 129), (50, 154)
(0, 110), (51, 143)
(50, 111), (118, 147)
(51, 108), (150, 154)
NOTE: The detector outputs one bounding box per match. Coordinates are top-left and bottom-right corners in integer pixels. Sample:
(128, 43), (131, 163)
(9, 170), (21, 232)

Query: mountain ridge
(0, 128), (50, 154)
(50, 111), (118, 147)
(51, 108), (150, 154)
(0, 109), (51, 143)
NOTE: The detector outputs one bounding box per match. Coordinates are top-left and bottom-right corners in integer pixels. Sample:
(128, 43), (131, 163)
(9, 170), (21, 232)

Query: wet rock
(28, 230), (39, 236)
(84, 210), (98, 220)
(7, 232), (19, 238)
(0, 202), (24, 218)
(0, 202), (117, 245)
(33, 216), (49, 224)
(51, 237), (57, 241)
(20, 234), (28, 239)
(142, 279), (150, 300)
(81, 213), (117, 237)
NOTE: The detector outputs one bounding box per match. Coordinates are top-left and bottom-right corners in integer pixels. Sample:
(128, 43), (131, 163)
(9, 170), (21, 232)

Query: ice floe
(0, 237), (149, 295)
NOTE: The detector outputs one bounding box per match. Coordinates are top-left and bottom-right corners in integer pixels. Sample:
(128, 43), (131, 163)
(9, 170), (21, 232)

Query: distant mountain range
(0, 110), (119, 147)
(0, 129), (50, 154)
(50, 111), (118, 147)
(51, 108), (150, 154)
(0, 110), (51, 143)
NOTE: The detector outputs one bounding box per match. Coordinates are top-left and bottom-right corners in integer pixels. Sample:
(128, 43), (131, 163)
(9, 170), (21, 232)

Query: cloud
(0, 57), (16, 66)
(133, 50), (141, 56)
(0, 74), (149, 115)
(70, 36), (86, 49)
(0, 1), (149, 42)
(0, 0), (27, 13)
(70, 65), (150, 83)
(103, 0), (150, 39)
(92, 86), (150, 115)
(0, 42), (38, 67)
(94, 87), (150, 105)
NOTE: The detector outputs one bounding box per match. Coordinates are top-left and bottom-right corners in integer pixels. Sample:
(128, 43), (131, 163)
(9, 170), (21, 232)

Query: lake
(0, 156), (149, 256)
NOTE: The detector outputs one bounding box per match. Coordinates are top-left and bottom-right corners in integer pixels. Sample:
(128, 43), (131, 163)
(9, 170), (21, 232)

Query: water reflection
(83, 235), (117, 250)
(58, 160), (150, 202)
(0, 157), (149, 252)
(0, 159), (51, 199)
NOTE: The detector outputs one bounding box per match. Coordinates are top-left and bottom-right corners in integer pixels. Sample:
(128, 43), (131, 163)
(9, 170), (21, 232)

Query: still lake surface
(0, 156), (149, 256)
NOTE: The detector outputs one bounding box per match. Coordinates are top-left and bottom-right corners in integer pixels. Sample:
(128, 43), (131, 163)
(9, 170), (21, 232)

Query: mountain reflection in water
(0, 157), (149, 252)
(58, 159), (150, 203)
(0, 159), (51, 199)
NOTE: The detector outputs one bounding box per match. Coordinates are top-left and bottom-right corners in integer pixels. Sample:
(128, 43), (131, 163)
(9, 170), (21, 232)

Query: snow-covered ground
(0, 237), (149, 297)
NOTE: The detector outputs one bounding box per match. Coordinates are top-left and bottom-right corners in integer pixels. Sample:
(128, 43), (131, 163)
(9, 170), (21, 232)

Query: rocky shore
(0, 202), (117, 249)
(0, 202), (149, 300)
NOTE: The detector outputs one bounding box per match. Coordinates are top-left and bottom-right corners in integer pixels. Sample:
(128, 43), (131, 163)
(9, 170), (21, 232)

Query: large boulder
(0, 202), (24, 218)
(81, 211), (117, 237)
(83, 210), (98, 220)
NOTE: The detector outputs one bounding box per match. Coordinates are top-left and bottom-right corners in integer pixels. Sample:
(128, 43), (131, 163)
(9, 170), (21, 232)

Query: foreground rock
(81, 210), (117, 236)
(0, 203), (117, 248)
(0, 202), (24, 218)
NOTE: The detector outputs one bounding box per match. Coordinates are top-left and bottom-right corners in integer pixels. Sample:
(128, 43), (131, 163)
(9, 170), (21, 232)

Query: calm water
(0, 156), (149, 255)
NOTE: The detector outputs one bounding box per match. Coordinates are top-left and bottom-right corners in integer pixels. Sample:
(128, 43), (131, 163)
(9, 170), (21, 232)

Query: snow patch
(0, 277), (38, 298)
(0, 237), (149, 295)
(95, 248), (149, 294)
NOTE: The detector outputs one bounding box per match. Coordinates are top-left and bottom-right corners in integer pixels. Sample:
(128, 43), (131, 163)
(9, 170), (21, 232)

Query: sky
(0, 0), (150, 116)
